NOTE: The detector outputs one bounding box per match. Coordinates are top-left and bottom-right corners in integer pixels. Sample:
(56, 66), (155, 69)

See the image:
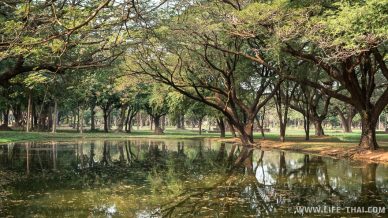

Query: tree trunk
(125, 108), (130, 132)
(303, 114), (310, 141)
(103, 110), (109, 133)
(255, 116), (266, 139)
(258, 106), (266, 139)
(162, 115), (166, 130)
(136, 113), (140, 130)
(32, 103), (37, 129)
(72, 111), (76, 129)
(2, 108), (9, 127)
(13, 106), (22, 127)
(236, 121), (254, 146)
(149, 115), (153, 130)
(52, 100), (57, 133)
(313, 119), (324, 136)
(226, 118), (236, 137)
(48, 106), (53, 131)
(279, 123), (286, 142)
(90, 105), (96, 131)
(107, 113), (111, 130)
(359, 111), (378, 150)
(76, 108), (80, 132)
(26, 91), (32, 132)
(198, 119), (202, 135)
(181, 114), (185, 129)
(336, 105), (355, 133)
(217, 118), (226, 138)
(176, 114), (182, 129)
(80, 109), (84, 134)
(341, 118), (352, 132)
(153, 116), (163, 134)
(117, 105), (126, 132)
(275, 95), (289, 142)
(128, 116), (134, 133)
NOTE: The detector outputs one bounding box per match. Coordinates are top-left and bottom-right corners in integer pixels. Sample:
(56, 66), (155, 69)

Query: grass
(0, 128), (222, 143)
(1, 127), (388, 149)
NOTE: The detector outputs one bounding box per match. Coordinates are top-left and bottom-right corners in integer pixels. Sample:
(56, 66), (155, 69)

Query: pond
(0, 139), (387, 217)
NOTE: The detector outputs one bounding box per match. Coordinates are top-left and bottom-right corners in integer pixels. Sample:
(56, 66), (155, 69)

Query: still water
(0, 139), (387, 217)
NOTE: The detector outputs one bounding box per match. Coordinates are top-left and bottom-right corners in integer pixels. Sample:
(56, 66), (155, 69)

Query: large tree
(0, 0), (162, 85)
(220, 0), (388, 150)
(126, 2), (280, 145)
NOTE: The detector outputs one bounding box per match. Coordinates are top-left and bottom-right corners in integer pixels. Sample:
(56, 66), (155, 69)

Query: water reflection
(0, 139), (387, 217)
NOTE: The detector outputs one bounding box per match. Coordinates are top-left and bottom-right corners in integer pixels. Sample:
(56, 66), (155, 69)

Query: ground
(1, 127), (388, 164)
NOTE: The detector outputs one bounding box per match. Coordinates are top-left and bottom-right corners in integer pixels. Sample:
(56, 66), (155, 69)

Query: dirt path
(212, 138), (388, 164)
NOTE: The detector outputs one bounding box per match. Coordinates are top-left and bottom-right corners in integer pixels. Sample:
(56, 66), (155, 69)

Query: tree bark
(103, 110), (109, 133)
(181, 114), (185, 129)
(279, 123), (286, 142)
(128, 116), (134, 133)
(76, 108), (80, 132)
(162, 115), (166, 130)
(90, 105), (96, 131)
(107, 113), (111, 130)
(153, 115), (163, 134)
(303, 114), (310, 141)
(26, 91), (32, 132)
(256, 106), (266, 139)
(125, 107), (137, 133)
(217, 118), (226, 138)
(32, 103), (37, 129)
(236, 121), (254, 146)
(335, 105), (356, 133)
(313, 119), (324, 136)
(226, 118), (236, 137)
(125, 107), (130, 132)
(117, 105), (126, 132)
(52, 100), (57, 133)
(176, 114), (182, 129)
(198, 119), (202, 135)
(80, 109), (84, 134)
(48, 106), (53, 131)
(359, 111), (378, 150)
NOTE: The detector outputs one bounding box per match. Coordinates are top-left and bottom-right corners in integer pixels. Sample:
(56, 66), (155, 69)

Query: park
(0, 0), (387, 217)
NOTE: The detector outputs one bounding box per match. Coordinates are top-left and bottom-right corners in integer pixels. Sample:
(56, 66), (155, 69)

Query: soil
(213, 137), (388, 164)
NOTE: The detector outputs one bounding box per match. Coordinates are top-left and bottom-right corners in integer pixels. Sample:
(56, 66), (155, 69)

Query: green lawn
(1, 128), (388, 148)
(0, 129), (222, 143)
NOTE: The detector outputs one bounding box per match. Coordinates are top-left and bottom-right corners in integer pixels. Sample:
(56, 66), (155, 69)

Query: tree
(167, 92), (191, 130)
(186, 102), (209, 135)
(142, 84), (170, 135)
(273, 81), (297, 142)
(93, 70), (121, 132)
(115, 75), (145, 133)
(127, 3), (280, 145)
(219, 0), (388, 150)
(334, 102), (357, 133)
(0, 0), (139, 86)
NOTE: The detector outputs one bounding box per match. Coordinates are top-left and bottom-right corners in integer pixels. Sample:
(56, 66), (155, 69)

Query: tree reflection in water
(0, 140), (387, 217)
